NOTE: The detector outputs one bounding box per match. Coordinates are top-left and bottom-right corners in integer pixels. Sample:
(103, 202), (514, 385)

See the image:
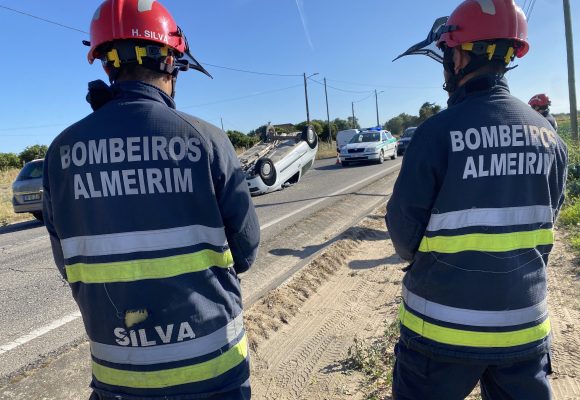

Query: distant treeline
(0, 145), (48, 171)
(227, 102), (445, 148)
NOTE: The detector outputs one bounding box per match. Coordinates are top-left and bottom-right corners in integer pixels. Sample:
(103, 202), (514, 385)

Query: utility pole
(375, 90), (379, 127)
(324, 78), (331, 143)
(564, 0), (578, 140)
(351, 102), (356, 129)
(303, 73), (311, 125)
(220, 117), (224, 131)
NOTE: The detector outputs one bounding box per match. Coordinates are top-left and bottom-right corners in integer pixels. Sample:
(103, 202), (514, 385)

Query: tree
(226, 130), (259, 149)
(385, 113), (418, 136)
(0, 153), (21, 170)
(347, 116), (360, 129)
(418, 102), (442, 123)
(295, 120), (325, 138)
(19, 145), (48, 164)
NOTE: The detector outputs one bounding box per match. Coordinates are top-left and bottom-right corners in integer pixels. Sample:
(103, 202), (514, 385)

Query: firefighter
(530, 93), (558, 131)
(42, 1), (259, 399)
(388, 0), (568, 399)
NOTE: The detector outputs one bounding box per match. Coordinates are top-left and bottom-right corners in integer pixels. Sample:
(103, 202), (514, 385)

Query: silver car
(12, 159), (44, 221)
(239, 125), (318, 195)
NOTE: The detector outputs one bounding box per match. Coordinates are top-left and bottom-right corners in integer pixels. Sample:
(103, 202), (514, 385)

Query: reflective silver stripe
(426, 206), (554, 232)
(61, 225), (228, 259)
(402, 285), (548, 327)
(90, 313), (244, 365)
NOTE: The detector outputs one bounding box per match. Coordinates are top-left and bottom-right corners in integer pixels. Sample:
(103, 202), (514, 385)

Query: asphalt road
(0, 155), (402, 384)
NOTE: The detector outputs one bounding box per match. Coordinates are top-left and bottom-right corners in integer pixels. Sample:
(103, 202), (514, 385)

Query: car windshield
(349, 132), (380, 143)
(16, 161), (44, 181)
(402, 128), (416, 138)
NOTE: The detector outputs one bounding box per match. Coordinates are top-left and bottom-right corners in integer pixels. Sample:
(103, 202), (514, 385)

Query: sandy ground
(247, 210), (580, 400)
(1, 208), (577, 399)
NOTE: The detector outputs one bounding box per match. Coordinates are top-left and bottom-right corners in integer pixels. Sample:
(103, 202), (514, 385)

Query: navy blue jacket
(386, 74), (568, 363)
(43, 81), (260, 399)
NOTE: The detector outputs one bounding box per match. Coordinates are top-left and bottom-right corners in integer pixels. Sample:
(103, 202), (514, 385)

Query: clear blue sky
(0, 0), (578, 153)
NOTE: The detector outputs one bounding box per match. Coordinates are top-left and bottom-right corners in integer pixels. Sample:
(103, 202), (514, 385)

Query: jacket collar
(111, 81), (176, 109)
(447, 74), (509, 107)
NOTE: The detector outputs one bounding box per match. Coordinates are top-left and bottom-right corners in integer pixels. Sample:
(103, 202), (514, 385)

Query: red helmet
(88, 0), (186, 63)
(529, 94), (551, 108)
(438, 0), (529, 58)
(87, 0), (211, 77)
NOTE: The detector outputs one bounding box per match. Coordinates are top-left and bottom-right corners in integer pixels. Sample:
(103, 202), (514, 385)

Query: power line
(181, 83), (303, 108)
(326, 78), (440, 90)
(201, 63), (302, 77)
(522, 0), (529, 16)
(353, 92), (375, 103)
(0, 123), (67, 132)
(526, 0), (538, 22)
(308, 78), (372, 94)
(0, 5), (88, 34)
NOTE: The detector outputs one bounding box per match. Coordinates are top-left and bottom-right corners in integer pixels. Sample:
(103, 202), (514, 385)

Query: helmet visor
(175, 26), (213, 78)
(393, 17), (456, 64)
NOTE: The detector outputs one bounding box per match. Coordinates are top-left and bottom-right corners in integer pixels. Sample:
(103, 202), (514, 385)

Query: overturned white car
(239, 124), (318, 195)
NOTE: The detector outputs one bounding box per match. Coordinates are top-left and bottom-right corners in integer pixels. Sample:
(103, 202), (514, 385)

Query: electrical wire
(522, 0), (529, 16)
(308, 78), (372, 94)
(0, 5), (88, 34)
(326, 77), (440, 90)
(353, 92), (375, 103)
(181, 83), (303, 109)
(526, 0), (538, 22)
(201, 63), (302, 77)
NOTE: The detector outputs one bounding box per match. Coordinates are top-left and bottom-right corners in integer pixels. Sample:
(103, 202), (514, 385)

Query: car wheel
(255, 157), (277, 186)
(342, 161), (350, 167)
(32, 211), (44, 222)
(301, 125), (318, 149)
(378, 150), (384, 164)
(391, 147), (397, 160)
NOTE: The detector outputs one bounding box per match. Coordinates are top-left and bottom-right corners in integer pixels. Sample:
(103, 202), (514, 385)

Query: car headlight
(366, 147), (378, 153)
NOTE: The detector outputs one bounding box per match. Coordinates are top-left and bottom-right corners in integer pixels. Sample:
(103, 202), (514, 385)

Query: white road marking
(0, 311), (81, 356)
(260, 163), (400, 230)
(0, 161), (400, 356)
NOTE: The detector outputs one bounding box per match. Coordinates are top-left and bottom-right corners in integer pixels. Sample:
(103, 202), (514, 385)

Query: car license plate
(23, 194), (41, 202)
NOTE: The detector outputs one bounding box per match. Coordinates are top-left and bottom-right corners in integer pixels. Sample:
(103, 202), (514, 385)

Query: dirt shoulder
(1, 208), (577, 400)
(247, 209), (580, 399)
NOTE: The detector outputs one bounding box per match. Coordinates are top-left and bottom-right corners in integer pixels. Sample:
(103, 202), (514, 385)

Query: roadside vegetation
(556, 116), (580, 255)
(0, 145), (49, 226)
(343, 321), (399, 400)
(0, 168), (29, 226)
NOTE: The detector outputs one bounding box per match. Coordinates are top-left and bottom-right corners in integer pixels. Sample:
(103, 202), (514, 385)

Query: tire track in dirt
(247, 213), (406, 399)
(546, 232), (580, 399)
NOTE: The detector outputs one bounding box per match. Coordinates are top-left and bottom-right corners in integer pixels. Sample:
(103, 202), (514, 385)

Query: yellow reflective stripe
(418, 229), (554, 253)
(66, 249), (233, 284)
(399, 304), (550, 348)
(92, 334), (248, 389)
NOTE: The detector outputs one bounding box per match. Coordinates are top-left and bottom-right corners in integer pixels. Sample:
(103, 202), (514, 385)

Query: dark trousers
(89, 380), (251, 400)
(392, 339), (552, 400)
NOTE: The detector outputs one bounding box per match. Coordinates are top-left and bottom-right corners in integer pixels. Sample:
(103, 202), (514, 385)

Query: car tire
(256, 157), (277, 186)
(377, 150), (384, 164)
(301, 125), (318, 149)
(390, 148), (397, 160)
(342, 161), (350, 167)
(32, 212), (44, 222)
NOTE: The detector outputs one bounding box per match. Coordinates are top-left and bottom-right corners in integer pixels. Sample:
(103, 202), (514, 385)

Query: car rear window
(350, 133), (380, 143)
(403, 128), (416, 138)
(16, 161), (44, 181)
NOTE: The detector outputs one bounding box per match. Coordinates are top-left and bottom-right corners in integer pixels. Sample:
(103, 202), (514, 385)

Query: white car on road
(239, 125), (318, 195)
(339, 129), (397, 166)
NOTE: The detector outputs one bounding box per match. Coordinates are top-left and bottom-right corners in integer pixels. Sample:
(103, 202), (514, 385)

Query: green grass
(556, 117), (580, 255)
(0, 168), (32, 226)
(343, 321), (399, 400)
